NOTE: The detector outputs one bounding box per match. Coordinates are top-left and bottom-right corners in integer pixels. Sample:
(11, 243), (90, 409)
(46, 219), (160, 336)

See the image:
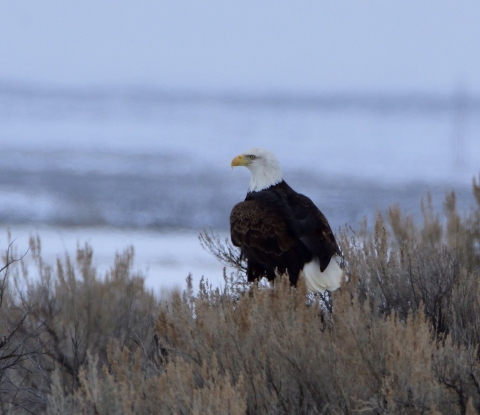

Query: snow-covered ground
(1, 87), (479, 229)
(1, 90), (479, 185)
(1, 225), (228, 293)
(0, 87), (479, 291)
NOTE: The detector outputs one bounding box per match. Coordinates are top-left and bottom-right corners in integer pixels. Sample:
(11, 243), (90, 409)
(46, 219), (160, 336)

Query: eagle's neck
(248, 174), (283, 192)
(248, 165), (283, 192)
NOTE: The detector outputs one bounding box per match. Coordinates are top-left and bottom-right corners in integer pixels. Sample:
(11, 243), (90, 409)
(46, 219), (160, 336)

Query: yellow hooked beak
(231, 154), (248, 168)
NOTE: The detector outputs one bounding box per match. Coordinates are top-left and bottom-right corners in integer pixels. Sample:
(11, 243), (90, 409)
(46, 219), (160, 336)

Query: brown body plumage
(230, 179), (340, 286)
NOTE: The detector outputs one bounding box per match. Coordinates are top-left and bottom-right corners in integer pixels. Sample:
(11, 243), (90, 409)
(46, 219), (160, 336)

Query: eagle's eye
(249, 155), (256, 160)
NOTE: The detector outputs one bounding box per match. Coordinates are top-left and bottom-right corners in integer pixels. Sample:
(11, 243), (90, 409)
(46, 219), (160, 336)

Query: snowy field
(1, 87), (479, 291)
(1, 88), (479, 186)
(1, 225), (228, 293)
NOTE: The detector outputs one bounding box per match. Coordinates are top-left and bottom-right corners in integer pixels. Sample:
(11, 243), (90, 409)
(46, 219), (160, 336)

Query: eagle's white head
(231, 148), (283, 192)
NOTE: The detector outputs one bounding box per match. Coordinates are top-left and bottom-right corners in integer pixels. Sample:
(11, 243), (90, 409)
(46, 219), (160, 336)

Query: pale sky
(1, 1), (480, 93)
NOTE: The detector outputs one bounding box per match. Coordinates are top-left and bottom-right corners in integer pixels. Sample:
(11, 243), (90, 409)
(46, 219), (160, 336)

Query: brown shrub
(0, 236), (159, 414)
(3, 174), (480, 414)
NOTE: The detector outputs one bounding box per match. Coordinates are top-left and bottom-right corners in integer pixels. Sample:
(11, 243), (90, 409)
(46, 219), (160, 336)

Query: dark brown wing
(284, 190), (340, 271)
(230, 196), (312, 284)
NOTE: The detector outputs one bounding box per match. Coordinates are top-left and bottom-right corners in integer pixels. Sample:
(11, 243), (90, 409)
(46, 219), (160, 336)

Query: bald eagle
(230, 148), (345, 293)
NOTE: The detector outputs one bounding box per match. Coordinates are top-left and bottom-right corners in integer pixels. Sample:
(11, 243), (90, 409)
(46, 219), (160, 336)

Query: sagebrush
(0, 175), (480, 414)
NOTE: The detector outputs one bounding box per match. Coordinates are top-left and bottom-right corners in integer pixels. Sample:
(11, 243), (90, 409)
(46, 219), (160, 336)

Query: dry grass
(0, 175), (480, 414)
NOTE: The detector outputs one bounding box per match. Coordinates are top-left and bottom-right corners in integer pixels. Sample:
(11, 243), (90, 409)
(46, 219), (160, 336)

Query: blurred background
(1, 1), (479, 291)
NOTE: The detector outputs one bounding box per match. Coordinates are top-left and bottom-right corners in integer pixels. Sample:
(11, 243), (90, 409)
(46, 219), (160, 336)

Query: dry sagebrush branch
(198, 228), (247, 272)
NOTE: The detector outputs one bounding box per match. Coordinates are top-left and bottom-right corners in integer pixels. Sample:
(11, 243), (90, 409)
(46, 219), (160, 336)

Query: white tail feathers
(302, 255), (346, 293)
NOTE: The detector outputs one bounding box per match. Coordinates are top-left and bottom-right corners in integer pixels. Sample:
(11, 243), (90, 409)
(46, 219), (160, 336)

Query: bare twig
(198, 228), (247, 272)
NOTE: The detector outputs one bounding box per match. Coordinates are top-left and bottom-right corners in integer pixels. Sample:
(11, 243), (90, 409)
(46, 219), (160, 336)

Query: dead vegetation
(0, 175), (480, 414)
